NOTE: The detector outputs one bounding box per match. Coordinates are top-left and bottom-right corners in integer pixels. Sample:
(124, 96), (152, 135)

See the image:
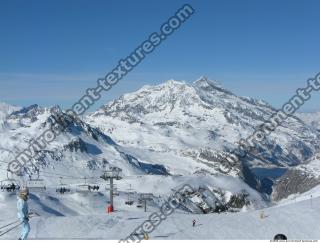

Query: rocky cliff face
(273, 153), (320, 200)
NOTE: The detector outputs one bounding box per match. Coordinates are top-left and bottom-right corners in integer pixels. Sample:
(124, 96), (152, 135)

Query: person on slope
(192, 219), (196, 227)
(17, 188), (30, 240)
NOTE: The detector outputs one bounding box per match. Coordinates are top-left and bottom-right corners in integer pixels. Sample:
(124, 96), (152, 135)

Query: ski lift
(125, 184), (134, 205)
(105, 183), (119, 196)
(113, 188), (119, 196)
(76, 184), (100, 193)
(76, 178), (100, 193)
(56, 177), (71, 194)
(0, 179), (20, 193)
(26, 179), (46, 192)
(137, 193), (153, 211)
(125, 192), (134, 206)
(105, 183), (116, 191)
(56, 186), (71, 194)
(136, 198), (143, 208)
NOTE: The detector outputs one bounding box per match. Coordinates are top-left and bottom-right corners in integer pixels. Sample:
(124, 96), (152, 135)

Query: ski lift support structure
(100, 166), (122, 212)
(140, 193), (153, 212)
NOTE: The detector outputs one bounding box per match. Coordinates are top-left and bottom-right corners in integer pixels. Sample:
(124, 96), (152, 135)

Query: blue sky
(0, 0), (319, 112)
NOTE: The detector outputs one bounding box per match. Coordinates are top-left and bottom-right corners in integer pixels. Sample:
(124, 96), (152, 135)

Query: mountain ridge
(1, 77), (319, 202)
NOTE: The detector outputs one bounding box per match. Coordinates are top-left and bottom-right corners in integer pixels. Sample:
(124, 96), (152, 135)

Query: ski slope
(0, 186), (319, 240)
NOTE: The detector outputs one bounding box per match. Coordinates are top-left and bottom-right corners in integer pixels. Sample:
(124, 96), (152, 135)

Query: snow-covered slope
(0, 185), (319, 240)
(0, 102), (19, 120)
(0, 103), (262, 209)
(297, 112), (320, 131)
(0, 102), (20, 129)
(0, 104), (169, 183)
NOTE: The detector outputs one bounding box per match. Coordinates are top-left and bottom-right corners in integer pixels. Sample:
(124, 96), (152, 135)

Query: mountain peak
(0, 101), (21, 121)
(163, 79), (187, 87)
(193, 76), (222, 89)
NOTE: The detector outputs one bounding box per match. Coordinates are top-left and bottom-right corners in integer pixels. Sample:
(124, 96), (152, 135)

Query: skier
(192, 219), (196, 227)
(17, 188), (30, 240)
(143, 233), (149, 240)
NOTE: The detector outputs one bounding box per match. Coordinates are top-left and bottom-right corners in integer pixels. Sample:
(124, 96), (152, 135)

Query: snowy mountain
(0, 105), (267, 215)
(0, 104), (170, 183)
(86, 77), (320, 194)
(271, 112), (320, 200)
(297, 112), (320, 131)
(0, 102), (262, 210)
(0, 102), (20, 129)
(0, 102), (20, 119)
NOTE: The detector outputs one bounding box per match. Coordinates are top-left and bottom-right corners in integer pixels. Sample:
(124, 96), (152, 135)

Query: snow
(299, 157), (320, 177)
(0, 102), (20, 120)
(0, 186), (319, 239)
(0, 102), (20, 131)
(87, 77), (319, 174)
(297, 111), (320, 131)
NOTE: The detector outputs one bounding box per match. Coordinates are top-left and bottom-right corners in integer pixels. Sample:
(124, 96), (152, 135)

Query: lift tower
(101, 166), (122, 213)
(140, 193), (153, 212)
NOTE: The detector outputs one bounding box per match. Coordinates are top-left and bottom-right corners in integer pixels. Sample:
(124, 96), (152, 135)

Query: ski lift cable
(1, 166), (93, 181)
(17, 160), (102, 180)
(0, 159), (99, 172)
(1, 165), (131, 181)
(32, 170), (99, 181)
(1, 161), (131, 181)
(36, 170), (81, 179)
(1, 164), (115, 188)
(0, 220), (20, 230)
(24, 167), (92, 180)
(44, 171), (103, 180)
(0, 222), (23, 237)
(0, 216), (18, 223)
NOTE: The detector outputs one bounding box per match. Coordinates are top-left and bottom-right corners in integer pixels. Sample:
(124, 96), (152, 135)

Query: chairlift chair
(76, 184), (100, 193)
(26, 179), (46, 192)
(56, 186), (71, 194)
(125, 190), (134, 205)
(56, 184), (72, 194)
(105, 183), (118, 196)
(136, 203), (143, 208)
(0, 179), (20, 193)
(76, 177), (100, 193)
(105, 183), (117, 191)
(113, 188), (119, 196)
(56, 177), (71, 194)
(88, 184), (100, 192)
